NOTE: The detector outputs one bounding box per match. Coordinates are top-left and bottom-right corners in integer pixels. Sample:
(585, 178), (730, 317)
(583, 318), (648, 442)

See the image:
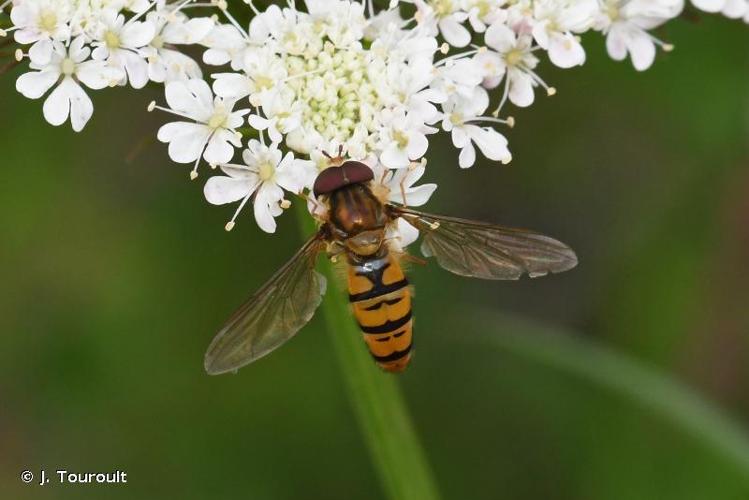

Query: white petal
(14, 29), (42, 45)
(28, 40), (53, 65)
(626, 31), (657, 71)
(531, 21), (550, 48)
(248, 114), (270, 130)
(165, 78), (213, 119)
(76, 60), (123, 90)
(508, 71), (535, 108)
(458, 143), (476, 168)
(381, 145), (410, 169)
(204, 175), (257, 205)
(406, 132), (429, 159)
(467, 125), (511, 163)
(405, 183), (438, 206)
(691, 0), (725, 12)
(485, 22), (515, 52)
(276, 157), (316, 192)
(165, 80), (195, 111)
(69, 36), (89, 62)
(187, 78), (214, 110)
(157, 122), (211, 163)
(163, 18), (214, 44)
(91, 46), (110, 62)
(121, 21), (156, 48)
(548, 33), (586, 68)
(204, 130), (238, 164)
(219, 164), (256, 178)
(203, 49), (232, 66)
(148, 59), (167, 83)
(10, 5), (33, 27)
(721, 0), (748, 17)
(42, 77), (92, 131)
(439, 17), (471, 48)
(451, 127), (470, 148)
(67, 82), (94, 132)
(606, 31), (628, 62)
(121, 50), (150, 89)
(254, 183), (284, 233)
(212, 73), (252, 99)
(42, 78), (73, 127)
(394, 218), (420, 249)
(16, 70), (59, 99)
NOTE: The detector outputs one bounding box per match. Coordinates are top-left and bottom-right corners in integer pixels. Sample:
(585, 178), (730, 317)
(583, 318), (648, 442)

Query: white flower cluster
(1, 0), (746, 235)
(6, 0), (214, 130)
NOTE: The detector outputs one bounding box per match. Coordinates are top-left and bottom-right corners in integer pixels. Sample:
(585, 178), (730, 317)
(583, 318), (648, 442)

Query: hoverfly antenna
(320, 145), (347, 167)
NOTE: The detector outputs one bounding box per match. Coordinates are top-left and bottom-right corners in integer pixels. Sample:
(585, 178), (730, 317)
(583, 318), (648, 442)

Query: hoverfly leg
(327, 240), (345, 263)
(399, 177), (409, 208)
(295, 190), (325, 218)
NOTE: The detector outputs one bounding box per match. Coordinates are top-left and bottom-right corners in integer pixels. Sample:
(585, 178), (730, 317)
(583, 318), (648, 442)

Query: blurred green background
(1, 12), (749, 500)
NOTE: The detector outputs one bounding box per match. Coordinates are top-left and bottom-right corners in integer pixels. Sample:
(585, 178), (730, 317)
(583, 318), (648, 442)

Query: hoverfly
(204, 159), (578, 374)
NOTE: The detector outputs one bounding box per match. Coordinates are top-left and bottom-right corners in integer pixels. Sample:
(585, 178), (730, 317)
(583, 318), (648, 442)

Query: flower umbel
(4, 0), (746, 235)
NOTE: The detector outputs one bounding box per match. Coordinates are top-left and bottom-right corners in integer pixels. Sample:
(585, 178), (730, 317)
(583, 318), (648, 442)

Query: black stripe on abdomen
(348, 278), (409, 303)
(360, 311), (412, 334)
(372, 343), (412, 363)
(363, 297), (403, 311)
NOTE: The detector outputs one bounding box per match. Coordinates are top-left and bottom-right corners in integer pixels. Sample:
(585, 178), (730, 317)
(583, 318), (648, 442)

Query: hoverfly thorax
(314, 161), (387, 257)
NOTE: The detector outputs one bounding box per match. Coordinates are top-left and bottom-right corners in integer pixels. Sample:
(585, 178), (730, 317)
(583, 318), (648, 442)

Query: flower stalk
(296, 205), (441, 500)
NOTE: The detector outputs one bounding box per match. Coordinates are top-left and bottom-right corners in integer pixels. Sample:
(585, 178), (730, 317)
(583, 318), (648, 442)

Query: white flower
(595, 0), (683, 71)
(375, 55), (445, 124)
(204, 140), (316, 233)
(441, 87), (512, 168)
(478, 21), (551, 113)
(380, 163), (438, 207)
(431, 58), (485, 99)
(200, 23), (249, 69)
(91, 8), (156, 89)
(10, 0), (73, 64)
(15, 36), (124, 131)
(464, 0), (508, 33)
(305, 0), (366, 46)
(414, 0), (473, 47)
(143, 11), (214, 83)
(379, 111), (433, 169)
(10, 0), (72, 44)
(364, 8), (407, 40)
(248, 90), (304, 144)
(155, 79), (249, 179)
(531, 0), (598, 68)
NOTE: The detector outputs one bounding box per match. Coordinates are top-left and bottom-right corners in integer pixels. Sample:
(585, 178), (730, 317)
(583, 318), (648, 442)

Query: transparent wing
(204, 233), (327, 375)
(393, 207), (578, 280)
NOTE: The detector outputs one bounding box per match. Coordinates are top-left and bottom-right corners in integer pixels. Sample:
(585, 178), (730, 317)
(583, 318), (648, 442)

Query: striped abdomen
(347, 252), (413, 372)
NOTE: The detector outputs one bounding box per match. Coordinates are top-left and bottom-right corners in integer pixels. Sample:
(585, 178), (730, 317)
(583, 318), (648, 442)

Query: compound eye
(312, 161), (374, 196)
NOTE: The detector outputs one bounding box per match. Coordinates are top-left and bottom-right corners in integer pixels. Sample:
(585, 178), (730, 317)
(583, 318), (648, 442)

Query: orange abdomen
(347, 252), (413, 372)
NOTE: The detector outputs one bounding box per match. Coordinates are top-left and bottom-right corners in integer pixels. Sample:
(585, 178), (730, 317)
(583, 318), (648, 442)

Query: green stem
(296, 205), (441, 500)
